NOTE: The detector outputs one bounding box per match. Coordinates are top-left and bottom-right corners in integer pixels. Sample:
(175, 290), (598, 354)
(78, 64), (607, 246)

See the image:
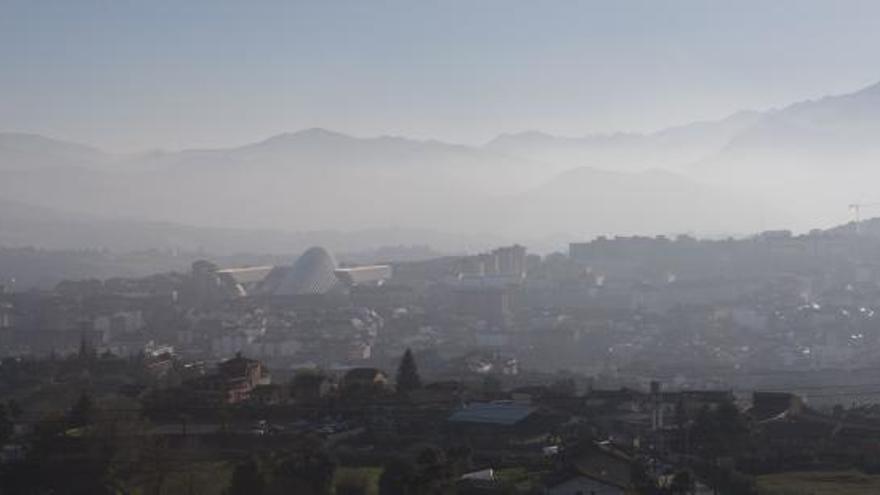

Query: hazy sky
(2, 0), (880, 152)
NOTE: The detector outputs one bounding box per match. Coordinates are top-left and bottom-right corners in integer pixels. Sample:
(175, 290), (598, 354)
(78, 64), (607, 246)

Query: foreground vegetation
(757, 470), (880, 495)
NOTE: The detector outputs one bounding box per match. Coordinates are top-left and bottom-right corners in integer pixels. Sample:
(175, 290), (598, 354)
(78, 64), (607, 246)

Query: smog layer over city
(4, 1), (880, 493)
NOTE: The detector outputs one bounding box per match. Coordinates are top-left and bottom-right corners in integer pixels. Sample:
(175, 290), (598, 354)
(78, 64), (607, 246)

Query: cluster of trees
(226, 437), (337, 495)
(0, 349), (492, 494)
(224, 441), (477, 495)
(0, 400), (21, 445)
(0, 391), (148, 494)
(377, 444), (476, 495)
(689, 401), (750, 459)
(665, 400), (758, 495)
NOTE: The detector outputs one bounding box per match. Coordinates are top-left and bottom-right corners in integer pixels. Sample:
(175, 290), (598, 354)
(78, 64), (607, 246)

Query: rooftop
(448, 401), (537, 426)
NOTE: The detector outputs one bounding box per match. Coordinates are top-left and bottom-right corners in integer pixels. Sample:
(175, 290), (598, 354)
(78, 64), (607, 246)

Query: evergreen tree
(670, 470), (693, 494)
(7, 400), (22, 420)
(68, 391), (94, 428)
(481, 374), (503, 397)
(396, 348), (421, 395)
(77, 334), (95, 362)
(548, 377), (577, 398)
(227, 457), (265, 495)
(0, 403), (12, 444)
(378, 457), (417, 495)
(714, 400), (749, 457)
(379, 447), (454, 495)
(270, 444), (337, 495)
(690, 401), (749, 459)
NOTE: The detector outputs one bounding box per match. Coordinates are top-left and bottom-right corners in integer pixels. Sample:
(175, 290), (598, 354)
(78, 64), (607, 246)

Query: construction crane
(848, 202), (880, 234)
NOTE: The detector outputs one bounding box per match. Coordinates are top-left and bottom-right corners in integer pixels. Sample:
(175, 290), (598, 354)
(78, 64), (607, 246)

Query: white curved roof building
(262, 246), (340, 296)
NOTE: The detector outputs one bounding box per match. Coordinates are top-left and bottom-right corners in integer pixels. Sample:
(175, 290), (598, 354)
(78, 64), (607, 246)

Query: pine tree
(227, 457), (265, 495)
(68, 391), (94, 428)
(271, 445), (337, 495)
(0, 403), (12, 444)
(396, 348), (422, 395)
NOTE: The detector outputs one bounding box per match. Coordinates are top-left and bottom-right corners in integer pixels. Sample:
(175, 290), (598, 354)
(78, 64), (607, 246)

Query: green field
(333, 466), (383, 495)
(758, 470), (880, 495)
(123, 460), (234, 495)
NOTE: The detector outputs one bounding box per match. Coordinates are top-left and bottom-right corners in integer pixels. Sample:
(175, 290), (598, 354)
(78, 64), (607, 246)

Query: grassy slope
(758, 471), (880, 495)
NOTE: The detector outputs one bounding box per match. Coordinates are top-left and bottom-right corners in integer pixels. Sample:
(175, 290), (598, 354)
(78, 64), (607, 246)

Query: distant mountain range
(486, 110), (762, 173)
(489, 81), (880, 181)
(0, 132), (110, 171)
(4, 81), (880, 250)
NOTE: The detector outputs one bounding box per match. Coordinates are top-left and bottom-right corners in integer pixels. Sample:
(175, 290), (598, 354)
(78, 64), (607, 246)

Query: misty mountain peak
(0, 132), (109, 172)
(854, 80), (880, 97)
(487, 130), (558, 147)
(256, 128), (353, 147)
(0, 132), (102, 155)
